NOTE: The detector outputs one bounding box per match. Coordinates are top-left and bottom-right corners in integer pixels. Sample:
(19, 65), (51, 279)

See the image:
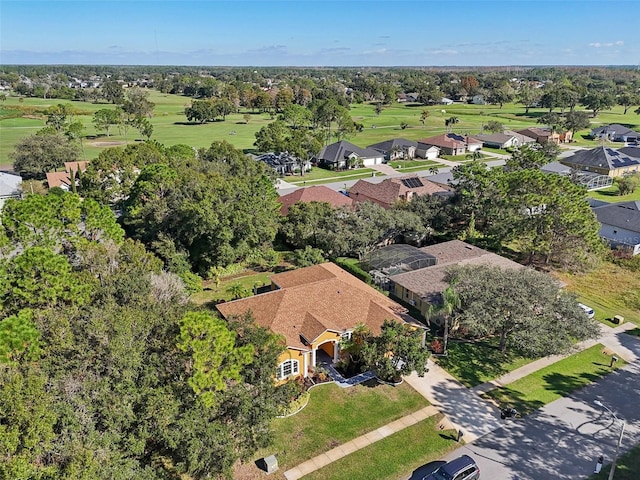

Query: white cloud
(425, 49), (459, 55)
(588, 41), (624, 48)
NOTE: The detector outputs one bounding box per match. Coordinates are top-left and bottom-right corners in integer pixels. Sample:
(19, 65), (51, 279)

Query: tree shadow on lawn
(482, 386), (545, 416)
(541, 371), (607, 399)
(437, 339), (523, 387)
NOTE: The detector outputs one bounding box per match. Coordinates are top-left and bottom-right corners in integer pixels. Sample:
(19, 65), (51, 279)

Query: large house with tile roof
(316, 140), (384, 170)
(417, 133), (482, 156)
(389, 240), (524, 321)
(592, 201), (640, 256)
(474, 131), (535, 149)
(46, 161), (90, 190)
(277, 185), (354, 215)
(216, 262), (423, 381)
(348, 175), (450, 209)
(560, 146), (640, 177)
(516, 127), (572, 145)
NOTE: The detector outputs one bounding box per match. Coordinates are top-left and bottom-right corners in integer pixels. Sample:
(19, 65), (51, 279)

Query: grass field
(482, 344), (626, 415)
(3, 91), (639, 170)
(190, 270), (273, 305)
(252, 381), (428, 477)
(587, 184), (640, 203)
(555, 261), (640, 327)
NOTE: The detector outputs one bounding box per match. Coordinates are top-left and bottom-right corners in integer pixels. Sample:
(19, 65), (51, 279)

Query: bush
(333, 258), (372, 284)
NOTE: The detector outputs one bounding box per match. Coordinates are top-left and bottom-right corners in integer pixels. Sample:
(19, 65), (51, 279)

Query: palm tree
(465, 150), (482, 161)
(444, 116), (459, 133)
(420, 109), (430, 127)
(428, 166), (439, 176)
(427, 286), (460, 356)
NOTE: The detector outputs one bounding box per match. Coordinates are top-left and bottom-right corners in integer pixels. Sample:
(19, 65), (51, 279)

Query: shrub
(333, 258), (372, 284)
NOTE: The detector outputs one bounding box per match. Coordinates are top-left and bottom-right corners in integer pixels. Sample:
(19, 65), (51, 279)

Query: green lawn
(388, 159), (440, 170)
(4, 93), (638, 170)
(555, 262), (640, 327)
(303, 414), (459, 480)
(436, 338), (535, 388)
(482, 344), (626, 415)
(587, 443), (640, 480)
(254, 381), (428, 474)
(587, 185), (640, 203)
(286, 166), (378, 185)
(190, 270), (273, 305)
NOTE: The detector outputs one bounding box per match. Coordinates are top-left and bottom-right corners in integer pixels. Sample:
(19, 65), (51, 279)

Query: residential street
(406, 330), (640, 480)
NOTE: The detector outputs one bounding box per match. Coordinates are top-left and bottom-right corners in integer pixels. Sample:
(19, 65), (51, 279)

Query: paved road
(405, 331), (640, 480)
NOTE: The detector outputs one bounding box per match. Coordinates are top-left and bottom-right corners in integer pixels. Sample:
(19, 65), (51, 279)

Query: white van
(578, 303), (595, 319)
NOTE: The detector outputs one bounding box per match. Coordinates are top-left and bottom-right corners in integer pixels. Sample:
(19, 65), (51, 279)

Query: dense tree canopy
(11, 133), (79, 180)
(448, 265), (600, 356)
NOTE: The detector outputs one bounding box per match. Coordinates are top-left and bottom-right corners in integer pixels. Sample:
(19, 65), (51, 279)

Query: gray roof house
(592, 201), (640, 255)
(367, 138), (419, 161)
(0, 172), (22, 212)
(474, 132), (523, 149)
(317, 140), (385, 169)
(590, 124), (640, 143)
(560, 146), (640, 178)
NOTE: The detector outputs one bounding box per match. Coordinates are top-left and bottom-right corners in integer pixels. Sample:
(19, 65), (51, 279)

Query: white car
(578, 303), (595, 319)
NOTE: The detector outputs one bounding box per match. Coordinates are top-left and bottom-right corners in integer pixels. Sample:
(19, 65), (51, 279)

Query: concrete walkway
(283, 405), (439, 480)
(369, 163), (403, 177)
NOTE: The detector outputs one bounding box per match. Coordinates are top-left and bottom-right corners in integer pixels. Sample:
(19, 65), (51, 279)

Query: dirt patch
(88, 140), (129, 147)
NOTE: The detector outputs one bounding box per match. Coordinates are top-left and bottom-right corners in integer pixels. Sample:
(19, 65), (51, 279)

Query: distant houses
(317, 140), (385, 169)
(590, 124), (640, 144)
(254, 152), (311, 176)
(367, 138), (418, 161)
(516, 127), (572, 145)
(417, 133), (482, 156)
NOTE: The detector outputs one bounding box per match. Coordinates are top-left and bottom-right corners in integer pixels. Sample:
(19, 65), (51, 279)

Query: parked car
(578, 303), (595, 319)
(423, 454), (480, 480)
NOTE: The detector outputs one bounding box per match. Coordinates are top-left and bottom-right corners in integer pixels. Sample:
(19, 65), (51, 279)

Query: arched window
(276, 359), (300, 380)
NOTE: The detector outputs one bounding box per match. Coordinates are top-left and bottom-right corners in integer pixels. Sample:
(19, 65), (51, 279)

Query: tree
(616, 90), (640, 114)
(254, 120), (290, 152)
(226, 282), (251, 300)
(375, 102), (384, 115)
(537, 112), (564, 132)
(121, 87), (155, 118)
(0, 310), (41, 363)
(483, 120), (504, 133)
(420, 109), (430, 127)
(92, 108), (120, 136)
(426, 286), (460, 356)
(563, 110), (591, 135)
(617, 173), (640, 196)
(281, 201), (334, 249)
(582, 91), (615, 117)
(243, 113), (251, 124)
(505, 144), (549, 171)
(448, 265), (600, 356)
(185, 99), (216, 123)
(44, 103), (72, 133)
(11, 133), (79, 180)
(445, 116), (459, 132)
(292, 245), (326, 267)
(361, 320), (429, 382)
(133, 116), (153, 140)
(176, 311), (254, 407)
(516, 82), (542, 114)
(487, 86), (513, 108)
(101, 79), (124, 104)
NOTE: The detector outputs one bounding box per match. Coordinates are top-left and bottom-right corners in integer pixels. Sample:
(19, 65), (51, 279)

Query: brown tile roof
(392, 240), (524, 302)
(64, 161), (90, 175)
(417, 133), (482, 150)
(46, 171), (72, 189)
(277, 185), (353, 215)
(349, 175), (449, 208)
(216, 262), (413, 350)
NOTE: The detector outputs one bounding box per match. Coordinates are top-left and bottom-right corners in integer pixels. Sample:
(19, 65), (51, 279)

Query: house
(255, 152), (311, 176)
(541, 161), (613, 190)
(471, 95), (486, 105)
(348, 175), (450, 209)
(590, 124), (640, 143)
(560, 146), (640, 178)
(277, 185), (354, 215)
(417, 133), (482, 156)
(0, 172), (22, 212)
(46, 161), (91, 191)
(389, 240), (524, 321)
(503, 129), (536, 146)
(516, 127), (572, 145)
(367, 138), (418, 161)
(216, 262), (423, 381)
(592, 201), (640, 256)
(440, 97), (454, 105)
(415, 144), (441, 160)
(475, 132), (534, 149)
(317, 140), (385, 170)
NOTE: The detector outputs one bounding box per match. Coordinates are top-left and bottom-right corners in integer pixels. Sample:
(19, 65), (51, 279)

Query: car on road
(578, 303), (595, 319)
(422, 454), (480, 480)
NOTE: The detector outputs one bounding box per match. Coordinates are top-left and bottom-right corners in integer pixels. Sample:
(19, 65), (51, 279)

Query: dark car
(422, 454), (479, 480)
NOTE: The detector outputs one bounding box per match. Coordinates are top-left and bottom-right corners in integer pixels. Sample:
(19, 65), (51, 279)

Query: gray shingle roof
(561, 147), (640, 171)
(367, 138), (418, 153)
(594, 201), (640, 233)
(474, 133), (515, 145)
(318, 140), (383, 163)
(591, 124), (640, 137)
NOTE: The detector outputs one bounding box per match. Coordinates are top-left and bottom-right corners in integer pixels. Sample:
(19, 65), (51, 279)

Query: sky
(1, 0), (639, 67)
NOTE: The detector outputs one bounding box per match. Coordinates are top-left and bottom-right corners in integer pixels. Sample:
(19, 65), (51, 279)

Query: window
(276, 359), (299, 380)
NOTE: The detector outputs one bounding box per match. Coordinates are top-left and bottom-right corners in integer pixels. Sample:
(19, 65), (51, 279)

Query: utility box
(259, 455), (278, 474)
(613, 315), (624, 325)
